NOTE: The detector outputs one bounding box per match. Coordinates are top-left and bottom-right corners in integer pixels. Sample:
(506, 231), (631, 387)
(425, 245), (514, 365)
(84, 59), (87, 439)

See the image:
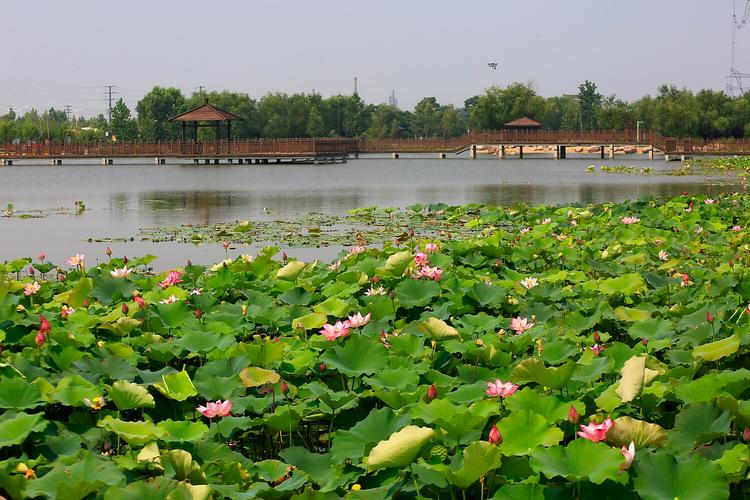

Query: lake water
(0, 154), (739, 268)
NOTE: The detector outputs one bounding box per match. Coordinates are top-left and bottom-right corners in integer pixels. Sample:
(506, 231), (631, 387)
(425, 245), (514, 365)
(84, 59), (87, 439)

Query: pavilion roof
(169, 101), (242, 122)
(504, 116), (542, 128)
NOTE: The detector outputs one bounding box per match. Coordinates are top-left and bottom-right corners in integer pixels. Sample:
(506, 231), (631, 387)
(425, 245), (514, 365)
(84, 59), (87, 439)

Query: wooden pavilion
(169, 99), (243, 141)
(503, 117), (543, 130)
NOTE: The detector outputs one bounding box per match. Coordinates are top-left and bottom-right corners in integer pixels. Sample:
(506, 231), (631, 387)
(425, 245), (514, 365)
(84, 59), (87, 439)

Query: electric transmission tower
(104, 85), (119, 122)
(728, 0), (750, 96)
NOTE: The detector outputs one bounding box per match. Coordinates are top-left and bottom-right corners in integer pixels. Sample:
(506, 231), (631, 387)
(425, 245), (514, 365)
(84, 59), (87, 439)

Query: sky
(0, 0), (745, 116)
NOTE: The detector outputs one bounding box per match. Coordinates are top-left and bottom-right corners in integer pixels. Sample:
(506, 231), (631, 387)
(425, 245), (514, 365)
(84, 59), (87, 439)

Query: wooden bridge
(1, 131), (749, 165)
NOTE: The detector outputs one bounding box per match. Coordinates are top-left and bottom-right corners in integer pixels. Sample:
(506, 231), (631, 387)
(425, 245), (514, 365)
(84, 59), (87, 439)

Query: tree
(597, 96), (634, 131)
(412, 97), (441, 137)
(110, 99), (137, 141)
(136, 86), (185, 140)
(440, 106), (466, 137)
(467, 83), (546, 130)
(366, 105), (405, 138)
(577, 80), (602, 130)
(306, 106), (326, 137)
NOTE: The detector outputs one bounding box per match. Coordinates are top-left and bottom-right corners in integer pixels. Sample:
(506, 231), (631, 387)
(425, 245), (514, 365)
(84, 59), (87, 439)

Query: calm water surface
(0, 154), (738, 267)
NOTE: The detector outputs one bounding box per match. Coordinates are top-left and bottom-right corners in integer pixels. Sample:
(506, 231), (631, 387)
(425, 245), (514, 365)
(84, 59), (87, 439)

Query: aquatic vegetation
(0, 192), (750, 497)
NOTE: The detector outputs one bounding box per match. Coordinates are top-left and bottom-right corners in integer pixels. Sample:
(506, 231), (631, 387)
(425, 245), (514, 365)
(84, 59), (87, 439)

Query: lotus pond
(1, 192), (750, 499)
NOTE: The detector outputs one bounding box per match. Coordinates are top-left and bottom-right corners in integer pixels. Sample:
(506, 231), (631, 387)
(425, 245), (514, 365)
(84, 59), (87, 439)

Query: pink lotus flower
(485, 379), (519, 398)
(37, 251), (46, 261)
(520, 277), (538, 289)
(620, 216), (640, 225)
(732, 225), (742, 232)
(110, 266), (132, 278)
(540, 218), (552, 225)
(105, 246), (112, 257)
(83, 396), (106, 411)
(35, 331), (46, 347)
(196, 400), (232, 419)
(520, 227), (531, 234)
(577, 418), (613, 443)
(489, 424), (503, 445)
(327, 260), (341, 271)
(658, 250), (669, 261)
(743, 427), (750, 442)
(346, 245), (366, 258)
(414, 252), (429, 265)
(620, 441), (635, 470)
(591, 343), (602, 356)
(681, 273), (689, 287)
(159, 295), (179, 305)
(365, 286), (387, 296)
(61, 305), (75, 319)
(38, 315), (51, 335)
(222, 241), (230, 250)
(66, 253), (85, 267)
(705, 198), (716, 204)
(424, 243), (439, 253)
(24, 282), (41, 296)
(510, 316), (534, 334)
(159, 270), (183, 288)
(417, 266), (443, 281)
(189, 288), (202, 296)
(319, 321), (351, 341)
(347, 312), (371, 328)
(133, 294), (146, 309)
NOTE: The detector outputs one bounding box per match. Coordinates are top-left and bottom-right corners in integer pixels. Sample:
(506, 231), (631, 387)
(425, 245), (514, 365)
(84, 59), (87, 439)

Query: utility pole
(64, 105), (72, 124)
(353, 77), (358, 96)
(104, 85), (118, 123)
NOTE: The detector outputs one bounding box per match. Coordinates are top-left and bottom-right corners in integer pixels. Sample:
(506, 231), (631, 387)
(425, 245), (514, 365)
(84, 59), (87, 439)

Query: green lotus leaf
(0, 377), (43, 409)
(25, 452), (126, 499)
(504, 387), (585, 424)
(161, 449), (206, 484)
(598, 273), (645, 295)
(239, 366), (281, 388)
(312, 297), (351, 317)
(278, 447), (354, 492)
(633, 451), (729, 500)
(495, 410), (564, 456)
(49, 374), (102, 407)
(614, 306), (651, 322)
(292, 312), (328, 331)
(428, 441), (502, 489)
(234, 220), (252, 233)
(511, 358), (575, 390)
(606, 416), (667, 448)
(152, 370), (198, 401)
(330, 407), (410, 463)
(263, 405), (302, 432)
(378, 251), (413, 277)
(157, 419), (208, 442)
(109, 380), (155, 411)
(99, 416), (168, 446)
(530, 439), (627, 485)
(0, 411), (47, 448)
(692, 334), (740, 362)
(91, 276), (138, 305)
(667, 404), (732, 452)
(318, 335), (388, 377)
(172, 330), (234, 354)
(277, 260), (307, 281)
(365, 425), (435, 471)
(490, 483), (547, 500)
(422, 317), (460, 341)
(394, 279), (441, 308)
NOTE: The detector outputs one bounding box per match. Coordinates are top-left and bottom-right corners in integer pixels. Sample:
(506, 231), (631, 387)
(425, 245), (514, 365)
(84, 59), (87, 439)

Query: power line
(104, 85), (119, 123)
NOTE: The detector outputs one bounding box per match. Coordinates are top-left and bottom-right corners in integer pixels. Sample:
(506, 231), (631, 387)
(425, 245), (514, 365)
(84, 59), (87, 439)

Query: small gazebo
(169, 99), (243, 141)
(504, 117), (542, 131)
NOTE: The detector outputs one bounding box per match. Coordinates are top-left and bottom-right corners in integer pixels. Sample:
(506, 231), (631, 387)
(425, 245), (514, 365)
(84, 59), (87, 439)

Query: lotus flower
(620, 216), (640, 225)
(24, 282), (41, 296)
(66, 253), (85, 267)
(37, 251), (46, 261)
(418, 266), (443, 281)
(485, 379), (518, 398)
(83, 396), (106, 411)
(427, 384), (437, 400)
(520, 277), (538, 289)
(488, 424), (503, 445)
(133, 294), (146, 309)
(38, 315), (51, 335)
(510, 316), (534, 334)
(732, 225), (742, 232)
(35, 331), (46, 347)
(319, 321), (351, 341)
(365, 286), (387, 296)
(105, 246), (112, 257)
(189, 288), (202, 296)
(577, 418), (613, 443)
(620, 441), (636, 470)
(568, 405), (579, 423)
(347, 245), (366, 258)
(424, 243), (439, 253)
(327, 260), (341, 271)
(705, 198), (716, 204)
(110, 266), (132, 278)
(159, 295), (179, 305)
(681, 273), (689, 287)
(61, 305), (75, 319)
(196, 400), (232, 419)
(742, 427), (750, 442)
(159, 270), (183, 288)
(347, 312), (371, 328)
(414, 252), (429, 265)
(541, 218), (552, 225)
(520, 227), (531, 234)
(591, 343), (602, 356)
(658, 250), (669, 261)
(695, 226), (704, 235)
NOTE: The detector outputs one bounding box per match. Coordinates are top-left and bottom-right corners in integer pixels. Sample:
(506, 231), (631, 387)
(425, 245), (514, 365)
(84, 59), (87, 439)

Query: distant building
(504, 117), (543, 130)
(388, 90), (398, 108)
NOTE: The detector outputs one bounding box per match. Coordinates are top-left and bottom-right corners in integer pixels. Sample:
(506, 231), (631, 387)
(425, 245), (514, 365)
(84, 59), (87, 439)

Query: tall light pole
(636, 120), (645, 142)
(487, 62), (498, 87)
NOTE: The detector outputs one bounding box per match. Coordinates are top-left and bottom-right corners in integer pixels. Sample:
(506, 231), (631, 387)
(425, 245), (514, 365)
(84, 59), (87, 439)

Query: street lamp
(487, 62), (498, 86)
(636, 121), (645, 142)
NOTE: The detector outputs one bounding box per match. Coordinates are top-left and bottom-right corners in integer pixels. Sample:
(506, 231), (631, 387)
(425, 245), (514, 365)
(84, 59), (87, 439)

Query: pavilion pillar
(193, 121), (198, 141)
(609, 144), (615, 159)
(498, 145), (505, 159)
(181, 122), (186, 141)
(600, 146), (605, 159)
(469, 144), (477, 159)
(227, 120), (231, 141)
(519, 146), (524, 159)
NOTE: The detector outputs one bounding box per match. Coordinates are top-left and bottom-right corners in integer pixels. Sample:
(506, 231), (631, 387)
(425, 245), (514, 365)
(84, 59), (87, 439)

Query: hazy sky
(0, 0), (744, 116)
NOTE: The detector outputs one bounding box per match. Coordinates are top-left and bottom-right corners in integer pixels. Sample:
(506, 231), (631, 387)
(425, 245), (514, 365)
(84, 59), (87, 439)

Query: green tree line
(3, 81), (750, 143)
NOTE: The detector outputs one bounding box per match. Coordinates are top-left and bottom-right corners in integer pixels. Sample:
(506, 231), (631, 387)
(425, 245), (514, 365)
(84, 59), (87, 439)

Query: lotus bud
(282, 252), (288, 262)
(121, 303), (129, 315)
(35, 331), (46, 346)
(122, 255), (128, 265)
(408, 228), (415, 238)
(706, 311), (715, 322)
(593, 332), (601, 343)
(195, 308), (203, 319)
(28, 266), (35, 276)
(223, 241), (229, 250)
(39, 315), (51, 335)
(427, 384), (437, 401)
(16, 304), (26, 313)
(187, 259), (192, 267)
(274, 337), (280, 343)
(641, 338), (648, 346)
(97, 340), (105, 348)
(38, 251), (46, 261)
(475, 339), (484, 347)
(567, 405), (579, 423)
(743, 427), (750, 442)
(319, 363), (326, 372)
(431, 340), (437, 350)
(105, 246), (112, 257)
(242, 304), (248, 317)
(82, 299), (89, 308)
(488, 424), (503, 445)
(281, 381), (289, 395)
(389, 291), (395, 300)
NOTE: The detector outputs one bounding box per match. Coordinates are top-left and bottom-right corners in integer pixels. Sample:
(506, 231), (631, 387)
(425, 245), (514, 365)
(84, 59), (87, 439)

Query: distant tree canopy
(3, 82), (750, 142)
